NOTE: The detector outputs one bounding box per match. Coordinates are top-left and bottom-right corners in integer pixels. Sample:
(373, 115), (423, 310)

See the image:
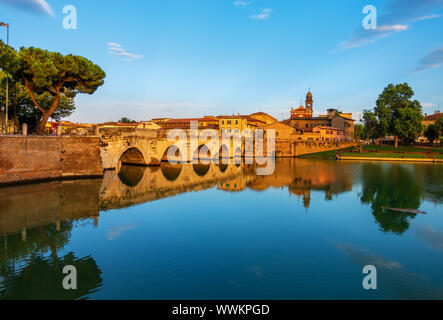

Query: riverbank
(300, 145), (443, 163)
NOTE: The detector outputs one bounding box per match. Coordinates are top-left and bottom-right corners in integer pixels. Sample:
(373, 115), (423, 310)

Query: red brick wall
(0, 136), (103, 186)
(61, 137), (103, 178)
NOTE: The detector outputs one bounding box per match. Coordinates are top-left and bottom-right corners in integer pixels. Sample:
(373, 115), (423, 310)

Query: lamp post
(0, 22), (9, 134)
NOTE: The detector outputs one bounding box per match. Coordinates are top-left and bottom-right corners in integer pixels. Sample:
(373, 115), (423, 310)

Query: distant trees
(119, 117), (137, 123)
(0, 40), (106, 134)
(363, 83), (424, 147)
(362, 110), (382, 142)
(424, 118), (442, 144)
(354, 123), (368, 140)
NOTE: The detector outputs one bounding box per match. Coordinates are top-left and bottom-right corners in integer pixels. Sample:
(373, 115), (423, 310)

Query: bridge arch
(117, 147), (148, 172)
(161, 145), (184, 163)
(219, 144), (230, 158)
(193, 145), (212, 162)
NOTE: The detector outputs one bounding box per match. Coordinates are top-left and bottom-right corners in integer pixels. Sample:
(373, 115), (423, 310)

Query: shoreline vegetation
(299, 145), (443, 163)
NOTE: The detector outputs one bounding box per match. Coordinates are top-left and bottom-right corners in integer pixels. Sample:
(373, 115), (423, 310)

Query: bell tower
(305, 90), (313, 117)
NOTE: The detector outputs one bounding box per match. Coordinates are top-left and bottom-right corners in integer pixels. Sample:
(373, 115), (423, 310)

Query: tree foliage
(119, 117), (137, 123)
(354, 123), (368, 140)
(424, 120), (442, 143)
(362, 109), (382, 141)
(373, 83), (423, 147)
(0, 40), (105, 134)
(0, 72), (75, 133)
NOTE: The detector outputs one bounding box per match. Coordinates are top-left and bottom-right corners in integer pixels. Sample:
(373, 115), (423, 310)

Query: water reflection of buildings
(1, 159), (440, 298)
(241, 159), (354, 209)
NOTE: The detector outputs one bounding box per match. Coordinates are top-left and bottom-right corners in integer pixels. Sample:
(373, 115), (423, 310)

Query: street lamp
(0, 22), (9, 134)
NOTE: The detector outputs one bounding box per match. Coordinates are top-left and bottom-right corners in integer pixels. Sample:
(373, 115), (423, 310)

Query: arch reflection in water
(218, 163), (229, 173)
(118, 165), (147, 187)
(161, 162), (183, 182)
(193, 162), (211, 177)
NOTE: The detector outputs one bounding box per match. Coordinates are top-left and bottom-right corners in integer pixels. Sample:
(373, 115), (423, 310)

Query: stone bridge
(99, 127), (356, 171)
(99, 128), (250, 171)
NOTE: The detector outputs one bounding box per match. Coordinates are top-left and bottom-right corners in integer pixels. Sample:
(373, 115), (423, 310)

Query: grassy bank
(300, 144), (443, 161)
(298, 149), (345, 159)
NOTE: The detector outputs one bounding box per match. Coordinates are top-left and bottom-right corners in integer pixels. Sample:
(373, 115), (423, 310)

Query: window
(276, 132), (279, 137)
(227, 120), (232, 125)
(222, 120), (224, 125)
(306, 124), (309, 128)
(236, 120), (238, 125)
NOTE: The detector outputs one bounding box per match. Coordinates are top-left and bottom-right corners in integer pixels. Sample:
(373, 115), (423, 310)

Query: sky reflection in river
(0, 159), (442, 299)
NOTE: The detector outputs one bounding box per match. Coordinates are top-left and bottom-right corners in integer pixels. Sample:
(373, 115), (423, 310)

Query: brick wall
(262, 139), (356, 157)
(61, 137), (103, 178)
(0, 136), (103, 186)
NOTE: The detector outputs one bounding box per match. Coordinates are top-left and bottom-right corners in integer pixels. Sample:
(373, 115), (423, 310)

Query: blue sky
(0, 0), (442, 123)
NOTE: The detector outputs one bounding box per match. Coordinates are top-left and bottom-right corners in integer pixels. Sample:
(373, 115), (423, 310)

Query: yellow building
(250, 112), (278, 126)
(313, 126), (345, 142)
(137, 121), (161, 130)
(417, 111), (442, 143)
(218, 115), (265, 135)
(151, 118), (171, 125)
(99, 122), (140, 129)
(263, 121), (299, 140)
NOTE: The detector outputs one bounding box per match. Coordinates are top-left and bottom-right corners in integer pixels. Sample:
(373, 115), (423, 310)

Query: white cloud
(377, 24), (409, 32)
(233, 0), (250, 8)
(107, 42), (143, 60)
(422, 102), (436, 108)
(412, 14), (442, 22)
(1, 0), (54, 16)
(333, 0), (443, 52)
(251, 8), (272, 21)
(107, 224), (136, 241)
(411, 45), (443, 73)
(107, 42), (121, 48)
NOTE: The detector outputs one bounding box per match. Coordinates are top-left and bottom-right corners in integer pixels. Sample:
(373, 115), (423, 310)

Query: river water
(0, 159), (442, 299)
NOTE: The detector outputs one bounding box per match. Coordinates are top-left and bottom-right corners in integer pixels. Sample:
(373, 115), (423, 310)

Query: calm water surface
(0, 159), (442, 299)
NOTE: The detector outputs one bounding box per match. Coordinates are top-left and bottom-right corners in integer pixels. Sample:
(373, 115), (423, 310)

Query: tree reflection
(360, 163), (423, 234)
(0, 222), (102, 300)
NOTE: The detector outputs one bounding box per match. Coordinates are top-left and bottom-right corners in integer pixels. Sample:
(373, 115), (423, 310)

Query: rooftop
(424, 112), (442, 121)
